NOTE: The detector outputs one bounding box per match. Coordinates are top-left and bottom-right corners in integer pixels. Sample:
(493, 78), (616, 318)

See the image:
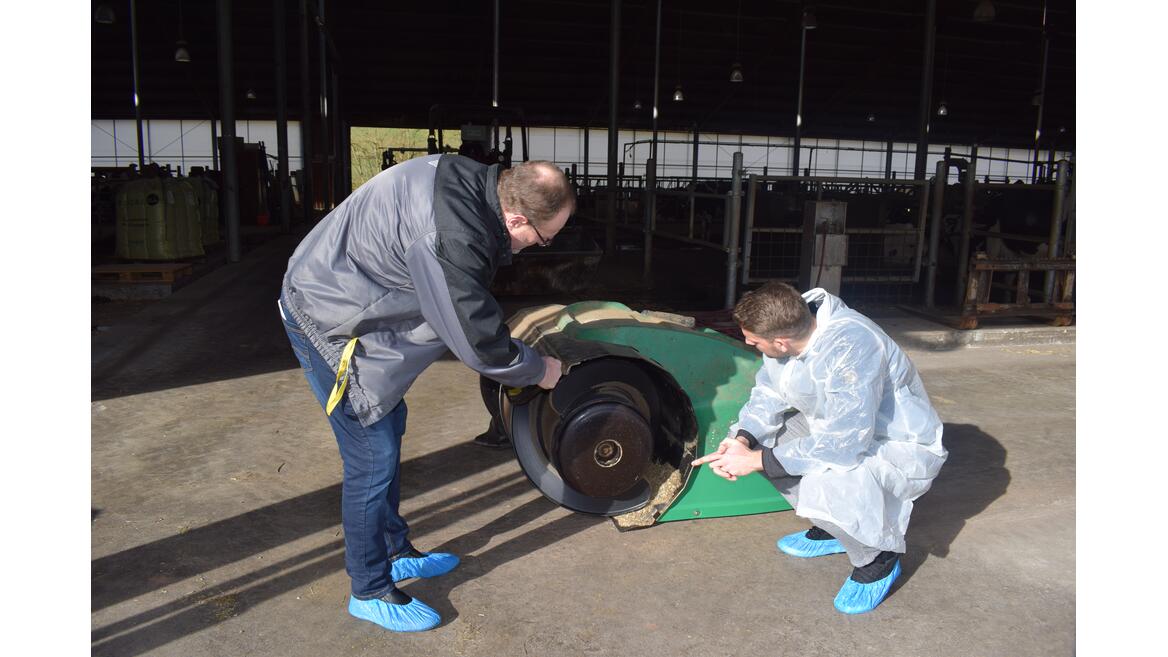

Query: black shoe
(472, 430), (510, 449)
(850, 550), (900, 584)
(805, 526), (835, 541)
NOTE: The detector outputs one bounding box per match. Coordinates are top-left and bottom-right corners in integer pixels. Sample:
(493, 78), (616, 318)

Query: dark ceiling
(91, 0), (1075, 149)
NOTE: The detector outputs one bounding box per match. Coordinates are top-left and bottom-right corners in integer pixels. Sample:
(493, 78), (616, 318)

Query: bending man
(693, 282), (947, 614)
(279, 155), (573, 632)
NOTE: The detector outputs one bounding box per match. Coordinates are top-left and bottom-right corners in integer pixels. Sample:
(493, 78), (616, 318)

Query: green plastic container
(192, 176), (220, 245)
(115, 177), (203, 260)
(174, 177), (205, 257)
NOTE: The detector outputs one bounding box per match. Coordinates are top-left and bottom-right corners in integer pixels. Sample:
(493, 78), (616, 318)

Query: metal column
(274, 0), (292, 232)
(792, 15), (807, 176)
(332, 68), (345, 202)
(1031, 1), (1050, 183)
(318, 0), (332, 210)
(491, 0), (500, 147)
(1062, 160), (1076, 256)
(583, 125), (590, 190)
(924, 158), (946, 308)
(885, 140), (894, 179)
(606, 0), (621, 254)
(913, 0), (936, 180)
(130, 0), (145, 168)
(493, 0), (500, 108)
(643, 157), (655, 280)
(726, 152), (744, 309)
(1043, 159), (1069, 301)
(211, 118), (219, 170)
(651, 0), (661, 162)
(741, 175), (758, 285)
(217, 0), (241, 262)
(689, 127), (698, 237)
(299, 0), (314, 224)
(954, 146), (978, 305)
(645, 23), (659, 282)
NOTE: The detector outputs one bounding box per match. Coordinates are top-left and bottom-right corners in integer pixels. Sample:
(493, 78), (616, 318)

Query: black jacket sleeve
(405, 231), (545, 387)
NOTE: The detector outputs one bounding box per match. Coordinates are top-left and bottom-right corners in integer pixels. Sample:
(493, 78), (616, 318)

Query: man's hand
(537, 356), (563, 389)
(691, 434), (747, 460)
(691, 438), (762, 481)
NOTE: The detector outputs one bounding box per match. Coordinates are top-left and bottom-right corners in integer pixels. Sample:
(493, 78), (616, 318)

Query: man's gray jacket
(280, 154), (546, 427)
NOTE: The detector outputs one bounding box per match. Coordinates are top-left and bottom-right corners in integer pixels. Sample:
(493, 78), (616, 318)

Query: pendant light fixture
(94, 4), (115, 24)
(730, 0), (743, 82)
(174, 0), (191, 63)
(936, 49), (950, 117)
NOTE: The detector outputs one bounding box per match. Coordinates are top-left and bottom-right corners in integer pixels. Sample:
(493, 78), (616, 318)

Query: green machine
(496, 301), (792, 530)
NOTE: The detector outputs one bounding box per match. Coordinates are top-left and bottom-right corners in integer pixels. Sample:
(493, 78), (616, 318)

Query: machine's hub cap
(555, 401), (652, 498)
(594, 439), (623, 468)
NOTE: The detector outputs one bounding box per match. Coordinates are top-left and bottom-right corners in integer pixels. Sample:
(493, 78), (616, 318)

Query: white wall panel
(1006, 148), (1031, 181)
(837, 140), (865, 177)
(91, 119), (303, 172)
(93, 118), (1069, 185)
(528, 127), (556, 162)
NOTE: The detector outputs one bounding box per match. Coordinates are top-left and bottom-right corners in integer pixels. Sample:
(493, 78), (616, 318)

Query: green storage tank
(115, 176), (204, 260)
(205, 182), (221, 244)
(116, 177), (182, 260)
(174, 177), (204, 257)
(195, 177), (220, 245)
(496, 301), (792, 530)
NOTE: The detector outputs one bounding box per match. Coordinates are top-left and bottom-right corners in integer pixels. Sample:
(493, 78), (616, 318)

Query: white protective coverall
(729, 288), (947, 552)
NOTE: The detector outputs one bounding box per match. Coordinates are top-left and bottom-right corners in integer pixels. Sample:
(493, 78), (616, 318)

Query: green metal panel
(556, 301), (793, 523)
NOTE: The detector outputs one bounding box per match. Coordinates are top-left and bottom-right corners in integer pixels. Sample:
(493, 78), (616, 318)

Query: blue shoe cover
(348, 595), (441, 632)
(391, 551), (460, 582)
(833, 559), (901, 614)
(777, 530), (847, 558)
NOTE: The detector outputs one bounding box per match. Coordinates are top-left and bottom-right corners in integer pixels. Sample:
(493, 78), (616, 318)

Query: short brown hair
(497, 160), (576, 224)
(733, 282), (814, 339)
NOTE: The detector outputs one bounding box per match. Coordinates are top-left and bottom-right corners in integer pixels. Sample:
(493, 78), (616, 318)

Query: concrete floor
(92, 235), (1075, 656)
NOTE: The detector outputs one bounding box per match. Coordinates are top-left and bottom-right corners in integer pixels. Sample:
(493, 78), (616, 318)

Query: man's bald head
(497, 160), (576, 225)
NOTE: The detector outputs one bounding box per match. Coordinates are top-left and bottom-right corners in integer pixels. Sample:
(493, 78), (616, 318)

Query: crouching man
(693, 282), (947, 614)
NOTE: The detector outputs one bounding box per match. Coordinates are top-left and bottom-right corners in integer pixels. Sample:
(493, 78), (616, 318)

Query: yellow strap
(325, 337), (359, 416)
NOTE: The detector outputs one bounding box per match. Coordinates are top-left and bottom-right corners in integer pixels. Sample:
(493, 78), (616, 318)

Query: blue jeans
(280, 301), (412, 600)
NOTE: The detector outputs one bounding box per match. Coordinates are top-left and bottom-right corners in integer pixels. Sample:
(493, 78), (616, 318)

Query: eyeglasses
(528, 221), (553, 247)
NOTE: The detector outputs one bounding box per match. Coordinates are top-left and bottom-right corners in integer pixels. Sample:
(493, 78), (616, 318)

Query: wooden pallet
(93, 262), (193, 283)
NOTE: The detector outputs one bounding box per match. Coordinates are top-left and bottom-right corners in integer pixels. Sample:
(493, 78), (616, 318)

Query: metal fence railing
(741, 176), (932, 291)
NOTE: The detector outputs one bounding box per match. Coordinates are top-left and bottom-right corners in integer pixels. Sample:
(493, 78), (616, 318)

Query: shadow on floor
(92, 439), (518, 613)
(890, 423), (1011, 598)
(91, 436), (557, 655)
(404, 497), (604, 627)
(91, 236), (303, 401)
(91, 426), (1006, 650)
(91, 476), (603, 654)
